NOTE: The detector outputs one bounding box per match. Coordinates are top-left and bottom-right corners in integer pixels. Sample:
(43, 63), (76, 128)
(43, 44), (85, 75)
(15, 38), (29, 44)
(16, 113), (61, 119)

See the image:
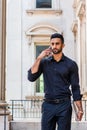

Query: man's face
(50, 38), (65, 54)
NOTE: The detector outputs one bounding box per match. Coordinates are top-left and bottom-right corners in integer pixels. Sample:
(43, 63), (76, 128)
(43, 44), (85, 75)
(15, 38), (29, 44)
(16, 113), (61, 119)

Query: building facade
(6, 0), (76, 100)
(6, 0), (87, 101)
(0, 0), (87, 129)
(72, 0), (87, 98)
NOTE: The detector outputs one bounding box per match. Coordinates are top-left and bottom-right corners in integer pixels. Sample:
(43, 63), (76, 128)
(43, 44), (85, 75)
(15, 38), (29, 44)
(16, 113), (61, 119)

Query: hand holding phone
(48, 46), (52, 56)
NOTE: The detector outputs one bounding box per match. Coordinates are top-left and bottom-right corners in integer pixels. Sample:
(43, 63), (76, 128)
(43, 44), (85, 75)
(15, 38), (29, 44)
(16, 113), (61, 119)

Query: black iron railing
(0, 105), (7, 130)
(9, 99), (42, 119)
(9, 99), (87, 121)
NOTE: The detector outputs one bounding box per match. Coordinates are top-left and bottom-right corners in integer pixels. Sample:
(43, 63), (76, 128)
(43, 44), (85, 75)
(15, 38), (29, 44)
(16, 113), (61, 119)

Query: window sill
(26, 9), (62, 16)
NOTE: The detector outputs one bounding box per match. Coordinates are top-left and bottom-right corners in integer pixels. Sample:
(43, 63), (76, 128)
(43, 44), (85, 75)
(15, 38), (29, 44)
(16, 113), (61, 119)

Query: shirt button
(54, 68), (56, 71)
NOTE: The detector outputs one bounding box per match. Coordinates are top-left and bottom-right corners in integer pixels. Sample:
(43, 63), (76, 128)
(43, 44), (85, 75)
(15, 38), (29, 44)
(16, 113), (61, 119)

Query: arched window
(36, 0), (52, 8)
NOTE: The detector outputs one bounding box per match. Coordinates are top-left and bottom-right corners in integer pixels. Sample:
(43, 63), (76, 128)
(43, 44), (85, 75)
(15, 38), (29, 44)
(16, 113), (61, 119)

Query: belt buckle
(55, 99), (60, 103)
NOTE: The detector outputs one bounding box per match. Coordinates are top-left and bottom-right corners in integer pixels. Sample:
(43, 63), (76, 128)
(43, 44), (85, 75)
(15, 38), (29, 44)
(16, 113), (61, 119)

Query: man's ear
(62, 44), (65, 48)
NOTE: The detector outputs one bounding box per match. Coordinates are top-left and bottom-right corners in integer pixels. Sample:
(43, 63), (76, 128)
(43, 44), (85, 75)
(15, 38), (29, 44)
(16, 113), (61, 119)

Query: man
(28, 33), (83, 130)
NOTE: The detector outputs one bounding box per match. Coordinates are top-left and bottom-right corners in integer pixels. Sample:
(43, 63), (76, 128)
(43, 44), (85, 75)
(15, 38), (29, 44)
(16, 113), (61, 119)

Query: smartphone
(48, 46), (52, 56)
(48, 46), (52, 50)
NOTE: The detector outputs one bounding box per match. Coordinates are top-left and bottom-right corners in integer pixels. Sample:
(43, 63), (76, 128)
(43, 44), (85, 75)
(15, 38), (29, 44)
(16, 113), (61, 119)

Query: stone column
(0, 0), (10, 130)
(86, 0), (87, 92)
(77, 0), (86, 94)
(0, 0), (6, 101)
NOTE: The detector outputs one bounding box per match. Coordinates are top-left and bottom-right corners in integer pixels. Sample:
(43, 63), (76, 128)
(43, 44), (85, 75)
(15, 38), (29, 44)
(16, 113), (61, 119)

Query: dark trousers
(41, 100), (72, 130)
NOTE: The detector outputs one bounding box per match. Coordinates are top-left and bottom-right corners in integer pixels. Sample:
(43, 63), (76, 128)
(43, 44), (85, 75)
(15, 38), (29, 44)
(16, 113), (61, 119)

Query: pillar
(0, 0), (10, 130)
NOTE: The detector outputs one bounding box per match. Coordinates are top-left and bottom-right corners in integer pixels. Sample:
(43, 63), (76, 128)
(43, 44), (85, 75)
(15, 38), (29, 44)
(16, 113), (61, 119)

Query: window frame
(36, 0), (52, 9)
(35, 45), (49, 94)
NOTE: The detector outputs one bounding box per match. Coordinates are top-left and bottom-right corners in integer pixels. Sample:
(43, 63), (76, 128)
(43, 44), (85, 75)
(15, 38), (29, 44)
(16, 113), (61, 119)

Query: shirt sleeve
(70, 61), (82, 101)
(27, 60), (43, 82)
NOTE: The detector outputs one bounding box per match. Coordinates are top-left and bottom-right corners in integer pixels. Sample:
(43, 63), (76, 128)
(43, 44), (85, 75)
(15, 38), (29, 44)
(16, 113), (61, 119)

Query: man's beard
(52, 48), (62, 54)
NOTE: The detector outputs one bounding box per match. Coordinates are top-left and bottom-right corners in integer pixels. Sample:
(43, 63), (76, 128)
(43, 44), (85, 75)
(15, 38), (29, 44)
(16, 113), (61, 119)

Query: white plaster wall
(60, 0), (75, 58)
(85, 0), (87, 91)
(6, 0), (75, 100)
(6, 0), (22, 100)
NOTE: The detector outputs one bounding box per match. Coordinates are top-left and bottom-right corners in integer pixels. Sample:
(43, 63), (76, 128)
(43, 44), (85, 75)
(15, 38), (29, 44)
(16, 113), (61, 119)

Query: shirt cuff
(73, 94), (83, 101)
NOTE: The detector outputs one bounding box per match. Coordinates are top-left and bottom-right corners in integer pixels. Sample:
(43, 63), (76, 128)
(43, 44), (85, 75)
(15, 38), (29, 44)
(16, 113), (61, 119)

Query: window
(36, 0), (52, 8)
(36, 74), (44, 93)
(36, 45), (49, 93)
(26, 0), (62, 15)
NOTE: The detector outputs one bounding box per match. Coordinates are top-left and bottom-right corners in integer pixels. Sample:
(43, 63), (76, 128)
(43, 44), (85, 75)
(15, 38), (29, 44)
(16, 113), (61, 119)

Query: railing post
(11, 100), (14, 120)
(4, 105), (6, 130)
(0, 102), (10, 130)
(84, 100), (86, 121)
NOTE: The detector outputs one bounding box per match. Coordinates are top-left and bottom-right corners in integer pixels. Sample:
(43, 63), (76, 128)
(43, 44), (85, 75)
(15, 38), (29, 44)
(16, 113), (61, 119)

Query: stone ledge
(25, 96), (43, 100)
(0, 102), (10, 116)
(0, 110), (10, 115)
(26, 9), (62, 16)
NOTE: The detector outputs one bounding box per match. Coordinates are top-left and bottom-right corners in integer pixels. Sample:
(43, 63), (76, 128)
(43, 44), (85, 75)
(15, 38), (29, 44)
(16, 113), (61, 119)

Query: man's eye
(51, 43), (59, 45)
(56, 43), (59, 45)
(51, 43), (54, 45)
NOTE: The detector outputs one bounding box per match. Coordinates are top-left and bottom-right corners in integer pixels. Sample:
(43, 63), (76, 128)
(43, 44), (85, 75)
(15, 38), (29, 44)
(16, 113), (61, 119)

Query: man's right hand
(38, 48), (52, 60)
(31, 48), (52, 74)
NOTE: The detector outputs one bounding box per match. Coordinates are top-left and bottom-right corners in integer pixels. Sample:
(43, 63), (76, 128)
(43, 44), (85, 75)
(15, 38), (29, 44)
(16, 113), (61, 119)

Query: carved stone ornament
(28, 36), (32, 45)
(77, 1), (86, 20)
(71, 20), (78, 34)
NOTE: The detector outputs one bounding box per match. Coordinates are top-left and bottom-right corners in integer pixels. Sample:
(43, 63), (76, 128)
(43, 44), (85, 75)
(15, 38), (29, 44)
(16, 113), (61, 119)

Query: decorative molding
(73, 0), (77, 9)
(25, 24), (61, 35)
(71, 20), (78, 43)
(26, 9), (62, 16)
(25, 24), (62, 45)
(71, 20), (78, 34)
(76, 0), (85, 20)
(26, 35), (32, 45)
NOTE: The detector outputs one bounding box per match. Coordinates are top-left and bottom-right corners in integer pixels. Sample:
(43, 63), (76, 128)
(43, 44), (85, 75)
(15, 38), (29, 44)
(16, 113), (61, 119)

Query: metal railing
(0, 105), (7, 130)
(9, 99), (87, 121)
(9, 99), (42, 119)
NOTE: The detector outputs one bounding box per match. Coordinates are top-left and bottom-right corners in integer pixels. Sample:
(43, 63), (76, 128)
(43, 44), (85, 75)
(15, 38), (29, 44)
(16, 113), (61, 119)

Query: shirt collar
(48, 53), (65, 62)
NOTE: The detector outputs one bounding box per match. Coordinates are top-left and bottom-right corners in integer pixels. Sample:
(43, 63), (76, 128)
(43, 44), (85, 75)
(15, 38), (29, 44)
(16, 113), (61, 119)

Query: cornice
(26, 9), (62, 16)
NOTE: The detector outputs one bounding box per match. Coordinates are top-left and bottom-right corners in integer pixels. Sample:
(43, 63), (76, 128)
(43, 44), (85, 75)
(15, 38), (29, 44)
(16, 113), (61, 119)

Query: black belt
(44, 97), (70, 104)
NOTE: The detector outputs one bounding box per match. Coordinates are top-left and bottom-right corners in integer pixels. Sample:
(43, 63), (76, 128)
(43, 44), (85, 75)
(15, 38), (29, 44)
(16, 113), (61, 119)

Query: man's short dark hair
(50, 33), (64, 44)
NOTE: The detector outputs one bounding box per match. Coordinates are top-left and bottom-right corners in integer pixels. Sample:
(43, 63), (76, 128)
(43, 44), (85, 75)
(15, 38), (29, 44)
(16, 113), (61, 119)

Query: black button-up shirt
(28, 54), (82, 101)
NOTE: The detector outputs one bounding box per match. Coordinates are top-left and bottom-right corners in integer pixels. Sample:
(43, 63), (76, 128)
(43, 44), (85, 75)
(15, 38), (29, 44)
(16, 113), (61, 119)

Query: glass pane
(36, 74), (44, 93)
(36, 45), (49, 93)
(36, 0), (52, 8)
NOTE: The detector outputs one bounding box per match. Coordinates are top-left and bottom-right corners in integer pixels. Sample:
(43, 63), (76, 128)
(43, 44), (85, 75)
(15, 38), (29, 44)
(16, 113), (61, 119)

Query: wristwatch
(78, 110), (84, 114)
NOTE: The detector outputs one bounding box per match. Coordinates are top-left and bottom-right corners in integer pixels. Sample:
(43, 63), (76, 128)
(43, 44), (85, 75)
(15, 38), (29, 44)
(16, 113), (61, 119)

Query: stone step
(10, 120), (87, 130)
(10, 121), (41, 130)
